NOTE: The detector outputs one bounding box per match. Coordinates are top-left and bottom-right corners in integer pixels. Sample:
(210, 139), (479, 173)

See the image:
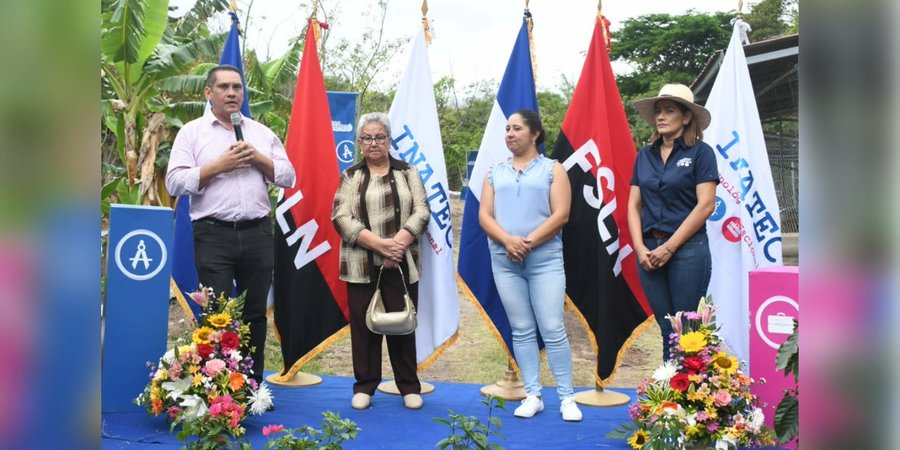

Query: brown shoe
(403, 393), (423, 409)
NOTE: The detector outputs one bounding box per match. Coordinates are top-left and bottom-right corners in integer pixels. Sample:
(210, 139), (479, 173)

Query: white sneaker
(513, 395), (544, 418)
(560, 397), (583, 422)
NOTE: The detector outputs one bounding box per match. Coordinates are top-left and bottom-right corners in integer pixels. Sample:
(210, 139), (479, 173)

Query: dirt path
(168, 196), (661, 388)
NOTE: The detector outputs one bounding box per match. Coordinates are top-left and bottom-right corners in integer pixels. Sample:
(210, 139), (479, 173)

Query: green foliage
(611, 12), (733, 77)
(610, 11), (732, 147)
(744, 0), (794, 41)
(176, 420), (253, 450)
(434, 395), (506, 450)
(262, 412), (361, 450)
(774, 319), (799, 445)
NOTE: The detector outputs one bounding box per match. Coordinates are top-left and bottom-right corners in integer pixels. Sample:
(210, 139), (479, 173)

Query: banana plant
(100, 0), (226, 208)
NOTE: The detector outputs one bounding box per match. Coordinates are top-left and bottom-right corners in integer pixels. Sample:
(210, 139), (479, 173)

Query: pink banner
(749, 266), (798, 448)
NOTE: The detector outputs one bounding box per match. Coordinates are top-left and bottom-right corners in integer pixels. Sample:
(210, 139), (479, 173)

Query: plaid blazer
(331, 157), (430, 284)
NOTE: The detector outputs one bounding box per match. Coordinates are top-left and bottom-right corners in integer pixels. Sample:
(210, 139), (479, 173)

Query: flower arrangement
(135, 287), (273, 449)
(609, 298), (775, 450)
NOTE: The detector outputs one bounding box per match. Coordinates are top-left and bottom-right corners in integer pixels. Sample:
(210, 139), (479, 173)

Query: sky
(171, 0), (739, 92)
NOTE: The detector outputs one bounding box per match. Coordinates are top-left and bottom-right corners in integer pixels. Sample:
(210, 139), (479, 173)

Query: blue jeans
(637, 232), (712, 361)
(491, 248), (574, 398)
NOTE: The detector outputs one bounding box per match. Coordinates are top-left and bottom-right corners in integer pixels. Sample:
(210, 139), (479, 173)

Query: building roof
(692, 33), (799, 121)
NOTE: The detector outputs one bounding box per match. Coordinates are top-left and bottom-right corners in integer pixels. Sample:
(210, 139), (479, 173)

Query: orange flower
(228, 372), (245, 391)
(151, 398), (164, 414)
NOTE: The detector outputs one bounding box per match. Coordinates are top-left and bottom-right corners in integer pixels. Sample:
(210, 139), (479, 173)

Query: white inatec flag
(704, 20), (783, 367)
(388, 27), (459, 368)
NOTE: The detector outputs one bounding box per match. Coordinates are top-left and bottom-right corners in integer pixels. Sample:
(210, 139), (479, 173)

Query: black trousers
(347, 266), (420, 396)
(193, 219), (273, 383)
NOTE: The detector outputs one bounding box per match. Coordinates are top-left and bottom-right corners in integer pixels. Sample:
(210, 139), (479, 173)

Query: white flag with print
(704, 22), (783, 367)
(388, 28), (459, 367)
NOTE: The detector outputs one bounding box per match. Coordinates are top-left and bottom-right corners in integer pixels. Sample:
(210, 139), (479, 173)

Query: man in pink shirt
(166, 65), (295, 388)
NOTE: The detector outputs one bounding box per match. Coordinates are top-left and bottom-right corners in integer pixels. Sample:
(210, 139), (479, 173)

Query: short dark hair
(513, 109), (545, 145)
(206, 65), (242, 88)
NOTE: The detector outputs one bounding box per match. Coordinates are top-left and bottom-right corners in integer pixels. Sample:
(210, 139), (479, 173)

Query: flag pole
(569, 5), (632, 408)
(476, 4), (537, 402)
(480, 361), (527, 400)
(376, 0), (440, 397)
(266, 11), (332, 389)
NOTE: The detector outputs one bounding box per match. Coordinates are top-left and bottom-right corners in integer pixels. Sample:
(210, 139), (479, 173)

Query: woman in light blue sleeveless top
(478, 109), (582, 422)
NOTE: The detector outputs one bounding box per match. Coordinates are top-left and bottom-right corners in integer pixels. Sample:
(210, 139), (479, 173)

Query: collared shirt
(630, 137), (718, 234)
(488, 154), (562, 254)
(165, 109), (295, 221)
(331, 158), (430, 284)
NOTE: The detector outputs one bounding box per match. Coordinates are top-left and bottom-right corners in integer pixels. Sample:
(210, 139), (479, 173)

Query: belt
(645, 229), (673, 239)
(196, 216), (269, 230)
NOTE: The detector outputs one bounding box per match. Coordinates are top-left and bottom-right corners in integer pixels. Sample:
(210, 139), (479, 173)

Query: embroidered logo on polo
(675, 157), (692, 168)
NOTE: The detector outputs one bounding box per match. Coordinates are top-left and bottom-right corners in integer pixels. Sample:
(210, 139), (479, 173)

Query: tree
(744, 0), (796, 41)
(101, 0), (228, 208)
(610, 11), (733, 146)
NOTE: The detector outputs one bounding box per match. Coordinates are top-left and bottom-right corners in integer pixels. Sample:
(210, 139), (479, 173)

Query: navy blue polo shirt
(630, 137), (719, 235)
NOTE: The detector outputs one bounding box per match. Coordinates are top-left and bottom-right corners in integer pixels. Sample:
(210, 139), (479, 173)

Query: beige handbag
(366, 266), (417, 335)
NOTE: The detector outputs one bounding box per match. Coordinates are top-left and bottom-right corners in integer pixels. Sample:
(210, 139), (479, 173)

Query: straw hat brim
(633, 95), (711, 131)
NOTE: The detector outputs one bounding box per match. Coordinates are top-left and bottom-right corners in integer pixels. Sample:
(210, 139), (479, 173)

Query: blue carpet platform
(101, 373), (783, 449)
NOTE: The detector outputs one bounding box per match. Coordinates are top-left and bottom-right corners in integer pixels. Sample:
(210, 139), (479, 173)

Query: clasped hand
(217, 142), (258, 172)
(505, 236), (532, 263)
(380, 237), (405, 269)
(638, 245), (673, 271)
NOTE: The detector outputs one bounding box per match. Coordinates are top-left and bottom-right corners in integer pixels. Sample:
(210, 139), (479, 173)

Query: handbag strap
(373, 264), (410, 296)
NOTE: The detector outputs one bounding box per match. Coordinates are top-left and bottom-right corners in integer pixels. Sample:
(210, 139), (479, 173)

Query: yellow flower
(679, 332), (707, 354)
(192, 374), (203, 386)
(711, 352), (739, 375)
(685, 424), (701, 437)
(688, 374), (703, 383)
(188, 365), (200, 375)
(192, 327), (214, 345)
(207, 313), (232, 329)
(705, 406), (719, 419)
(627, 429), (648, 449)
(687, 391), (706, 402)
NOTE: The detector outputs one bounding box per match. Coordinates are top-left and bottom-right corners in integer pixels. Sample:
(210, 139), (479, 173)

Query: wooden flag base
(377, 380), (435, 395)
(265, 371), (323, 387)
(479, 366), (526, 401)
(573, 384), (630, 407)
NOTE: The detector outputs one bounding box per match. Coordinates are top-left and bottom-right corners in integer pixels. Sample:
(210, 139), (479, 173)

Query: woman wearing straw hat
(627, 84), (719, 361)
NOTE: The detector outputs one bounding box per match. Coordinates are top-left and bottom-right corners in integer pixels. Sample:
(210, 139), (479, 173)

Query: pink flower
(262, 424), (285, 437)
(700, 301), (716, 325)
(188, 287), (212, 307)
(204, 359), (226, 377)
(713, 389), (733, 407)
(667, 312), (683, 335)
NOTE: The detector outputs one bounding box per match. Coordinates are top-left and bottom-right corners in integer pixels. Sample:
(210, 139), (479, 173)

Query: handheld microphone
(230, 112), (243, 141)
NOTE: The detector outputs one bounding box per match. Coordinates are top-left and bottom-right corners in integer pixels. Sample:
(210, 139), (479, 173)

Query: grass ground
(167, 196), (662, 389)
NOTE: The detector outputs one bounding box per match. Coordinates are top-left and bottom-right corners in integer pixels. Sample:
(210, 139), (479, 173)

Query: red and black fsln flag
(273, 20), (348, 380)
(553, 16), (653, 385)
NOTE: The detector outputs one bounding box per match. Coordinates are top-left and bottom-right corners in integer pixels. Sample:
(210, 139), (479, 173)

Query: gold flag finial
(597, 0), (602, 14)
(524, 8), (536, 88)
(229, 0), (237, 12)
(738, 0), (744, 14)
(421, 0), (432, 44)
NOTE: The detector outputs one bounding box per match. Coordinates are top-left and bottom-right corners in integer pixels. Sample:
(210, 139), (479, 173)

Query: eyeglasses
(359, 135), (388, 145)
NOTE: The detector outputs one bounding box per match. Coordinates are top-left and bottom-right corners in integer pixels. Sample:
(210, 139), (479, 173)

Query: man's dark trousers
(193, 218), (273, 384)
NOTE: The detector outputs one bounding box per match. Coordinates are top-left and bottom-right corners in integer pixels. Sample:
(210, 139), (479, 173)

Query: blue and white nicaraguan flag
(457, 16), (541, 364)
(388, 27), (460, 369)
(704, 21), (783, 367)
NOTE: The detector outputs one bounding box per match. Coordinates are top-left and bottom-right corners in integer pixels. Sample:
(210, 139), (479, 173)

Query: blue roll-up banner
(102, 204), (173, 412)
(327, 91), (358, 174)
